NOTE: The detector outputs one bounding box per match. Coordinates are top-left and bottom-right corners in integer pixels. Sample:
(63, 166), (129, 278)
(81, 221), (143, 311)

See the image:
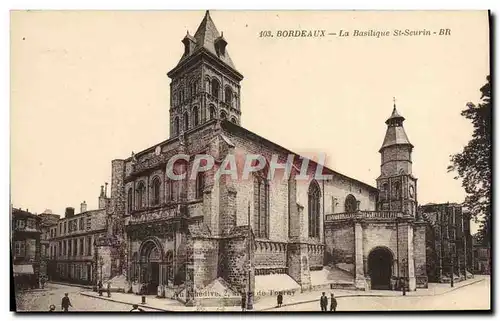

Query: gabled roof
(176, 11), (236, 71)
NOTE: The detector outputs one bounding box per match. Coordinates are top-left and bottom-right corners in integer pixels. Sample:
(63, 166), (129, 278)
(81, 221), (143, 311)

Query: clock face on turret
(409, 185), (415, 198)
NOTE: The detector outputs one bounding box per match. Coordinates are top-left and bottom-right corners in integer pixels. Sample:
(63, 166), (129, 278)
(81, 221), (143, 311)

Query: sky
(10, 10), (489, 232)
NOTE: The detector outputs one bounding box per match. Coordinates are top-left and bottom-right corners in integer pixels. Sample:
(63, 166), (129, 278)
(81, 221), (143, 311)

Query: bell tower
(167, 11), (244, 138)
(376, 99), (418, 216)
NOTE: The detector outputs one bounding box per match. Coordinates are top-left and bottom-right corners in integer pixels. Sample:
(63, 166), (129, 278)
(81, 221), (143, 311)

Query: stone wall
(413, 222), (428, 288)
(325, 223), (354, 266)
(254, 240), (287, 269)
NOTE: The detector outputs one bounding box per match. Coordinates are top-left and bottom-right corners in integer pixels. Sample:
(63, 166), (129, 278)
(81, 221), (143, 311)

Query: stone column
(406, 223), (416, 291)
(354, 220), (367, 290)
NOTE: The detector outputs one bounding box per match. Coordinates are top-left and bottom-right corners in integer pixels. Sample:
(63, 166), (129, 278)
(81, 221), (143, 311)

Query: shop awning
(13, 264), (34, 275)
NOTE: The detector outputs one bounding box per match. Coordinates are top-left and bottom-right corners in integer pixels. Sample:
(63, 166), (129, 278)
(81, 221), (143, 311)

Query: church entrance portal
(368, 247), (393, 290)
(140, 240), (162, 295)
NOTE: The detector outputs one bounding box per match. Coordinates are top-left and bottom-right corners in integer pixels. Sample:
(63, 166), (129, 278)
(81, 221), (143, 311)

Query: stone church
(97, 11), (427, 306)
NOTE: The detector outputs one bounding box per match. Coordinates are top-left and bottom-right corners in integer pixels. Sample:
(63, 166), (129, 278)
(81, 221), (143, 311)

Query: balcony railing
(325, 211), (403, 222)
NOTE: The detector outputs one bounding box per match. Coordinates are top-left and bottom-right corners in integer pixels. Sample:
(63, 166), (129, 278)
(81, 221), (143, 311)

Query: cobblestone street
(14, 276), (490, 312)
(14, 283), (158, 312)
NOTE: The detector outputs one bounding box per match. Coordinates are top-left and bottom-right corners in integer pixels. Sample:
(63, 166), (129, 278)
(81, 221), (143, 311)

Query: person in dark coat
(241, 292), (247, 312)
(330, 293), (337, 312)
(61, 293), (72, 312)
(320, 292), (328, 311)
(130, 304), (144, 312)
(277, 292), (283, 307)
(98, 280), (103, 296)
(107, 282), (111, 297)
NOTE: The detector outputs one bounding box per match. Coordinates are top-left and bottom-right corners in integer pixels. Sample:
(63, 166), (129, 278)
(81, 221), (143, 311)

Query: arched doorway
(368, 247), (393, 290)
(139, 240), (163, 294)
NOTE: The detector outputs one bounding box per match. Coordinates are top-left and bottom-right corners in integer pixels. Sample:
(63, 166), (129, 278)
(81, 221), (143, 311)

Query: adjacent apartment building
(11, 207), (42, 289)
(47, 186), (109, 285)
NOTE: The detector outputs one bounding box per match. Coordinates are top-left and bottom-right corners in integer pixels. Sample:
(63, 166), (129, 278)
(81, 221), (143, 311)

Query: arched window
(174, 117), (179, 136)
(308, 180), (321, 238)
(393, 181), (400, 200)
(183, 112), (189, 131)
(137, 182), (146, 209)
(345, 194), (357, 213)
(196, 172), (204, 199)
(224, 86), (233, 105)
(253, 170), (269, 239)
(230, 117), (237, 124)
(127, 188), (133, 213)
(165, 179), (172, 202)
(211, 79), (220, 98)
(382, 183), (389, 201)
(179, 88), (184, 104)
(209, 105), (216, 120)
(152, 177), (161, 205)
(192, 106), (199, 126)
(220, 111), (227, 120)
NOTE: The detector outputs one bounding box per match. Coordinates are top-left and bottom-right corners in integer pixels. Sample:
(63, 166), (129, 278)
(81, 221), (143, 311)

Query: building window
(253, 171), (269, 239)
(86, 217), (91, 230)
(152, 177), (161, 205)
(393, 181), (401, 199)
(308, 180), (321, 238)
(137, 182), (146, 209)
(220, 111), (227, 120)
(209, 105), (216, 120)
(183, 112), (189, 131)
(16, 220), (25, 229)
(196, 172), (205, 199)
(14, 241), (25, 257)
(224, 86), (233, 105)
(127, 188), (133, 213)
(79, 238), (84, 256)
(64, 222), (67, 234)
(192, 106), (199, 126)
(26, 219), (35, 229)
(59, 223), (62, 235)
(174, 117), (180, 136)
(87, 237), (92, 256)
(345, 194), (357, 213)
(73, 239), (77, 256)
(211, 79), (220, 98)
(79, 217), (84, 230)
(67, 240), (72, 257)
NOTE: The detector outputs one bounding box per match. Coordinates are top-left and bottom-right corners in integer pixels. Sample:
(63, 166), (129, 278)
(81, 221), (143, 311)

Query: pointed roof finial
(205, 10), (210, 17)
(393, 96), (396, 108)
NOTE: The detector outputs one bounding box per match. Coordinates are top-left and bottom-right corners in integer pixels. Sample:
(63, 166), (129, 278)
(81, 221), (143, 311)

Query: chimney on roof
(80, 201), (87, 213)
(98, 185), (106, 209)
(65, 207), (75, 218)
(105, 182), (108, 197)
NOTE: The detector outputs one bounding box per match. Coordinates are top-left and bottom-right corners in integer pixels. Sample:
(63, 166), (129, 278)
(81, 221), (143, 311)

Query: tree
(448, 75), (491, 246)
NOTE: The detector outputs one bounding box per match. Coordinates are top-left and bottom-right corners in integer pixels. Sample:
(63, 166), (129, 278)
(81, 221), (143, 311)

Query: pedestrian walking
(61, 293), (72, 312)
(277, 292), (283, 307)
(320, 292), (328, 312)
(241, 292), (247, 312)
(330, 293), (337, 312)
(130, 304), (144, 312)
(48, 304), (56, 312)
(107, 282), (111, 297)
(98, 280), (103, 296)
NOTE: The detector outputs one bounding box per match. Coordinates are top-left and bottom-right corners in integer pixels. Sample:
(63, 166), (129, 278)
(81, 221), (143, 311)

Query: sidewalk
(79, 275), (486, 312)
(256, 275), (487, 311)
(47, 281), (94, 290)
